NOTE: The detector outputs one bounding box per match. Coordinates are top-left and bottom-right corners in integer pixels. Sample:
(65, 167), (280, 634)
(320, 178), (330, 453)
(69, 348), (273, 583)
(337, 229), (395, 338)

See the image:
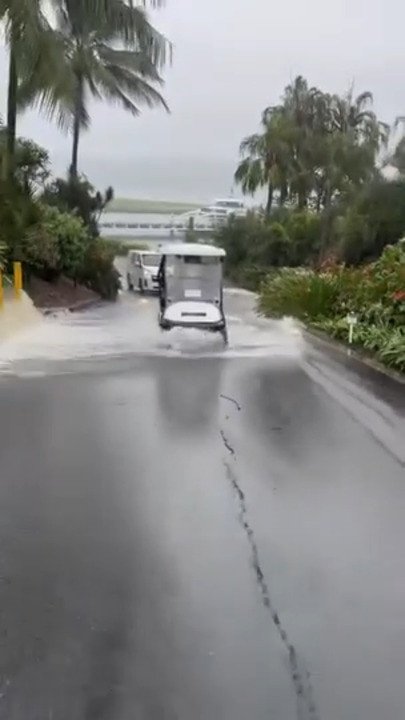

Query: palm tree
(18, 0), (172, 177)
(331, 87), (389, 151)
(387, 116), (405, 176)
(281, 76), (327, 209)
(235, 106), (291, 215)
(0, 0), (60, 180)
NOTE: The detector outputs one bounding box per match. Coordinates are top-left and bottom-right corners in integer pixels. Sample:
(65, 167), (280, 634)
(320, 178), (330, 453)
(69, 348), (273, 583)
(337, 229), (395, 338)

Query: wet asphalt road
(1, 287), (405, 720)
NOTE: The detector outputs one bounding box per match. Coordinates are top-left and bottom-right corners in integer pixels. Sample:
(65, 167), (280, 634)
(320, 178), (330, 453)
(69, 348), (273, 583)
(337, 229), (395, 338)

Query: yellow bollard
(0, 269), (3, 309)
(13, 261), (22, 300)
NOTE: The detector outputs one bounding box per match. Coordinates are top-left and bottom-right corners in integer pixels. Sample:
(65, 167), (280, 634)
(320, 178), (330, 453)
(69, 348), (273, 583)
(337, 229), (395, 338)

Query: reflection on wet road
(0, 285), (405, 720)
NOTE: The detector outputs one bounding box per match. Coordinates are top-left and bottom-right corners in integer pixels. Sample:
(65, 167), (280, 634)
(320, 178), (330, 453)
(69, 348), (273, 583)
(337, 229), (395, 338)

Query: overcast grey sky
(0, 0), (403, 200)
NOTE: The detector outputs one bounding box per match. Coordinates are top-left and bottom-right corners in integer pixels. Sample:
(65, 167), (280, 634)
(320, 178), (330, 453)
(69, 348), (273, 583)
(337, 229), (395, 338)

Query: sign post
(346, 312), (357, 346)
(13, 261), (22, 300)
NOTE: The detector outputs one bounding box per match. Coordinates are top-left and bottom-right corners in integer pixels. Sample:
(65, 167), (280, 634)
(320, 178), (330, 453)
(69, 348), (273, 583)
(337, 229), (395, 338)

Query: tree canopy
(1, 0), (171, 180)
(235, 76), (390, 216)
(217, 74), (405, 285)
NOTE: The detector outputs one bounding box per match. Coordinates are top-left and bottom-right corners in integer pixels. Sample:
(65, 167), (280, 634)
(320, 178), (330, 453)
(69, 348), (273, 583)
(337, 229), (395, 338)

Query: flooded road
(0, 283), (405, 720)
(0, 281), (303, 374)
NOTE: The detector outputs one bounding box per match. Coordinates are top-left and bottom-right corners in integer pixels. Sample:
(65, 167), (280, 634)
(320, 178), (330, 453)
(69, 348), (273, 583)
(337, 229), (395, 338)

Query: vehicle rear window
(142, 254), (160, 266)
(181, 256), (220, 265)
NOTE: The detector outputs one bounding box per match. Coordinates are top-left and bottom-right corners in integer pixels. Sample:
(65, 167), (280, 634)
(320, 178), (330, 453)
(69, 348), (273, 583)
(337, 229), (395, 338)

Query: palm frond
(90, 60), (168, 112)
(96, 45), (162, 82)
(354, 90), (373, 109)
(394, 115), (405, 131)
(234, 157), (264, 195)
(90, 1), (173, 67)
(239, 133), (262, 156)
(16, 30), (88, 133)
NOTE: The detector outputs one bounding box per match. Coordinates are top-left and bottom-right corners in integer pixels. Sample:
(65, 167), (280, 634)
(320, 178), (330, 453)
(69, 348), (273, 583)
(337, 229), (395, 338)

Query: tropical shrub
(42, 175), (113, 237)
(337, 180), (405, 264)
(23, 204), (90, 282)
(216, 209), (335, 290)
(77, 238), (121, 300)
(312, 321), (405, 372)
(23, 206), (120, 299)
(284, 211), (322, 264)
(258, 240), (405, 371)
(23, 224), (61, 281)
(0, 180), (41, 263)
(258, 268), (342, 320)
(0, 133), (50, 195)
(215, 213), (297, 290)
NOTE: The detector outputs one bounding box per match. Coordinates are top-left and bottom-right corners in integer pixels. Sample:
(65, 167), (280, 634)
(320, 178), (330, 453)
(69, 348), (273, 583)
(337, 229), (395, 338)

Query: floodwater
(0, 286), (303, 373)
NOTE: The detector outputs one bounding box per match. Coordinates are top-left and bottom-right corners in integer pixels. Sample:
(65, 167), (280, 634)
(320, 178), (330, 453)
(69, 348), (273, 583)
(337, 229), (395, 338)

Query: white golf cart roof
(128, 249), (159, 256)
(161, 243), (226, 257)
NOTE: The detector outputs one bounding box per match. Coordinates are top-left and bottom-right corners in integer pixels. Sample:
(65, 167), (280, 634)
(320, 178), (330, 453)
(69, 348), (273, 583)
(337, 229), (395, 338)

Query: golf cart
(157, 243), (228, 344)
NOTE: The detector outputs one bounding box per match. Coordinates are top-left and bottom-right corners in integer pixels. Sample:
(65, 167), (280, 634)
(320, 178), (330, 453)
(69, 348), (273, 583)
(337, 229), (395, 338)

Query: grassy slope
(105, 198), (202, 214)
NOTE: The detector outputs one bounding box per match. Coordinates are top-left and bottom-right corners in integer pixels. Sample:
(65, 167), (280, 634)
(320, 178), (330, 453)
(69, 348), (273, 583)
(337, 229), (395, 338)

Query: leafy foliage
(42, 174), (113, 236)
(23, 203), (90, 281)
(18, 0), (171, 176)
(0, 178), (41, 263)
(0, 0), (171, 304)
(258, 242), (405, 372)
(235, 76), (389, 217)
(215, 210), (323, 289)
(21, 202), (120, 299)
(77, 238), (121, 300)
(0, 131), (50, 194)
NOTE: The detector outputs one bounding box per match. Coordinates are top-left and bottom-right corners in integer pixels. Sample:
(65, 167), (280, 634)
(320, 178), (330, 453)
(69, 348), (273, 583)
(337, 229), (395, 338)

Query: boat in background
(180, 196), (247, 226)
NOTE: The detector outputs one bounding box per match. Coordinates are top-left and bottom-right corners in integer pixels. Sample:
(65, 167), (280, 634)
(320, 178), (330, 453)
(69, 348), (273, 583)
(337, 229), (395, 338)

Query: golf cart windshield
(165, 254), (222, 303)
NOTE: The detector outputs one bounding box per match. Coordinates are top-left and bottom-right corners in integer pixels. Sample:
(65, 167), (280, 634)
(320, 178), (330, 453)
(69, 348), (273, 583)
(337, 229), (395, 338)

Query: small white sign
(184, 289), (201, 298)
(346, 312), (358, 345)
(346, 313), (358, 325)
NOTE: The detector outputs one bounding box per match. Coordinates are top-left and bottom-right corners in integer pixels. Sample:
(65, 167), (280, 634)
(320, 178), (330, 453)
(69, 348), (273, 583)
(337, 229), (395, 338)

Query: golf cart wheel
(159, 317), (171, 331)
(127, 274), (134, 291)
(138, 279), (145, 294)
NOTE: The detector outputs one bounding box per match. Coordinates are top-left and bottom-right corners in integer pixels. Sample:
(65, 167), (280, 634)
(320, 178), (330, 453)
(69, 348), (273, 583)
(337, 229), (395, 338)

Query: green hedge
(258, 241), (405, 373)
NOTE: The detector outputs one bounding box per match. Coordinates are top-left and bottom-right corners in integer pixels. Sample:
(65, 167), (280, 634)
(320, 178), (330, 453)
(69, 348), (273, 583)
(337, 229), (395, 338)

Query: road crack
(220, 425), (319, 720)
(220, 393), (242, 411)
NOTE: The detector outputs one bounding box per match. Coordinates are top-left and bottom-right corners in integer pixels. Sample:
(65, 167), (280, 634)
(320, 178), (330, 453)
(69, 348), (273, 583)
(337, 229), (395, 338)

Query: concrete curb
(41, 298), (102, 316)
(300, 322), (405, 385)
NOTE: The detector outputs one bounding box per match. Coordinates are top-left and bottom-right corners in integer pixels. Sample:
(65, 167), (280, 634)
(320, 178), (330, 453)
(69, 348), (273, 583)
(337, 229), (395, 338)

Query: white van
(126, 250), (161, 293)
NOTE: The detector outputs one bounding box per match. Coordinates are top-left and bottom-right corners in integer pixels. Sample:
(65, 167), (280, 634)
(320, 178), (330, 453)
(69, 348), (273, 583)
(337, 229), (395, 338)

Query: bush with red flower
(259, 240), (405, 372)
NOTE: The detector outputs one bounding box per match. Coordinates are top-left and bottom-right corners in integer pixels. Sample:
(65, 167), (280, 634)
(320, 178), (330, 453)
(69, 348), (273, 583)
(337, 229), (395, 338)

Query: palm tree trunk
(265, 181), (273, 215)
(70, 76), (84, 178)
(3, 40), (18, 181)
(279, 181), (288, 207)
(70, 111), (81, 179)
(319, 179), (333, 260)
(298, 187), (307, 210)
